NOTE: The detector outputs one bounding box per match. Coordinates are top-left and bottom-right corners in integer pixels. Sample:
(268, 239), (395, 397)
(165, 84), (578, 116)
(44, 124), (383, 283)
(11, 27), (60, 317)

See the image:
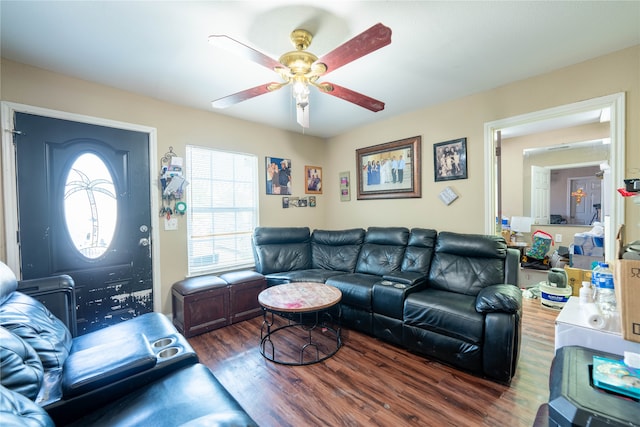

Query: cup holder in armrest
(148, 335), (196, 365)
(152, 337), (176, 349)
(151, 337), (183, 360)
(157, 347), (180, 359)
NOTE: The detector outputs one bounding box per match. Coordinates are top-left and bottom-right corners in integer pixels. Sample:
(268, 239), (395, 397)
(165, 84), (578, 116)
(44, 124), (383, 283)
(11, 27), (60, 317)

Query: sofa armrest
(17, 275), (75, 294)
(373, 275), (427, 320)
(62, 334), (156, 398)
(381, 271), (426, 286)
(18, 275), (77, 337)
(475, 284), (522, 314)
(483, 310), (520, 383)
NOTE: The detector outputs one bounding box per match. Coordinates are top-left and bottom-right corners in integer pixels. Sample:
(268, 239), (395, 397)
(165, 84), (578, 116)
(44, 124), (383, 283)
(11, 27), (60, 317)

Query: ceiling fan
(208, 23), (392, 128)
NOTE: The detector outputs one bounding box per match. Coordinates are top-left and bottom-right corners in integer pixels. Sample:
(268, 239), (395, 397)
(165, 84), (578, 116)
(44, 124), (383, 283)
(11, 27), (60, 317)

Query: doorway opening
(483, 93), (625, 261)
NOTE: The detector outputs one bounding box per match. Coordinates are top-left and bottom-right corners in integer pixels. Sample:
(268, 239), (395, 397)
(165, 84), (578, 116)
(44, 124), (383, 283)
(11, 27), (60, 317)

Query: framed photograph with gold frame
(305, 165), (322, 194)
(356, 136), (421, 200)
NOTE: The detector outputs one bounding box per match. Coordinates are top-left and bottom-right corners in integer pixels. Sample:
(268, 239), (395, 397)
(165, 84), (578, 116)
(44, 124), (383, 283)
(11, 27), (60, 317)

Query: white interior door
(531, 165), (550, 225)
(569, 176), (602, 225)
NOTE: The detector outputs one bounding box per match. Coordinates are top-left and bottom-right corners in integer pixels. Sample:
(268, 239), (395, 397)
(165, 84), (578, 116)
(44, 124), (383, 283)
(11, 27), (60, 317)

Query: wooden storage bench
(219, 271), (267, 324)
(172, 271), (266, 337)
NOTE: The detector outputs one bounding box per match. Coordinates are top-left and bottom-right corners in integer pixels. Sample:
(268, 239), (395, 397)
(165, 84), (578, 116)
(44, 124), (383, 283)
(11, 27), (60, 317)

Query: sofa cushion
(404, 288), (484, 344)
(429, 232), (507, 296)
(0, 292), (72, 371)
(265, 269), (346, 285)
(0, 327), (44, 400)
(311, 228), (365, 272)
(401, 228), (437, 273)
(252, 227), (311, 275)
(436, 231), (507, 258)
(0, 384), (55, 427)
(355, 227), (409, 276)
(66, 364), (257, 427)
(325, 273), (380, 310)
(364, 227), (410, 246)
(355, 245), (406, 276)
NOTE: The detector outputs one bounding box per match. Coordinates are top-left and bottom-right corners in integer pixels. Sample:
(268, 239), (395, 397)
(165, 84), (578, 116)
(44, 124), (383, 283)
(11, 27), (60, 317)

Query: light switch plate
(164, 218), (178, 231)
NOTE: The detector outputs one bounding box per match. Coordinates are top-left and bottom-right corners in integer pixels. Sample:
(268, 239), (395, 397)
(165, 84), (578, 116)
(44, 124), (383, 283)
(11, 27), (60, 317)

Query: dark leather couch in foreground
(252, 227), (523, 383)
(0, 261), (256, 426)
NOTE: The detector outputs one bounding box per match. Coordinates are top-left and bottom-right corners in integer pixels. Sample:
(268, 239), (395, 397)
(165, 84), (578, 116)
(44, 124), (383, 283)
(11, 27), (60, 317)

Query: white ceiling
(1, 1), (639, 138)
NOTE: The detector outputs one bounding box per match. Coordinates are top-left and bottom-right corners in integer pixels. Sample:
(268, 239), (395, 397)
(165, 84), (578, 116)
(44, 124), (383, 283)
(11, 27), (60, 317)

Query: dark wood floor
(189, 297), (559, 427)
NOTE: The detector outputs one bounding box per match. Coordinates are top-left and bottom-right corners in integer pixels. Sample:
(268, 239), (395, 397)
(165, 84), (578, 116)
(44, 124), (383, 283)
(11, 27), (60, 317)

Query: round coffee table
(258, 282), (342, 365)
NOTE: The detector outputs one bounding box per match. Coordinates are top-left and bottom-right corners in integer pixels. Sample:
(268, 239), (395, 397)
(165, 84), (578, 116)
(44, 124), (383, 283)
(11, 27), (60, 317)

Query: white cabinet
(554, 296), (640, 354)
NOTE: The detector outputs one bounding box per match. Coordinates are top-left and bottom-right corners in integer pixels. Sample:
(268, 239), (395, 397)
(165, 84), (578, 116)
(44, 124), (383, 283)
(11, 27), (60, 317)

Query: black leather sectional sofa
(252, 226), (523, 383)
(0, 261), (256, 426)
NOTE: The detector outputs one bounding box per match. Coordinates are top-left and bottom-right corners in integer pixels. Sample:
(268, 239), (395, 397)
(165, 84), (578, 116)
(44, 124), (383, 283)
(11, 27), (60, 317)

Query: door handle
(139, 238), (150, 247)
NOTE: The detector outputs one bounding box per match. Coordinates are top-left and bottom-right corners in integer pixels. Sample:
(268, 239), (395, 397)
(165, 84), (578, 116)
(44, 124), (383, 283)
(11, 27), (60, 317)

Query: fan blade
(211, 83), (282, 109)
(315, 23), (391, 75)
(208, 35), (284, 71)
(317, 82), (385, 112)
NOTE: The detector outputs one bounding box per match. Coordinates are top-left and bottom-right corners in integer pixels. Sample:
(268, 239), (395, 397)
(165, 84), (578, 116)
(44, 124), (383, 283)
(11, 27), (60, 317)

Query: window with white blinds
(185, 146), (258, 275)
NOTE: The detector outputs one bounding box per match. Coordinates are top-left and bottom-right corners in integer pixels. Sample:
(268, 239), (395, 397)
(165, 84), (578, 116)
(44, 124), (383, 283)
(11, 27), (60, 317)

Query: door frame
(483, 93), (625, 262)
(1, 101), (162, 313)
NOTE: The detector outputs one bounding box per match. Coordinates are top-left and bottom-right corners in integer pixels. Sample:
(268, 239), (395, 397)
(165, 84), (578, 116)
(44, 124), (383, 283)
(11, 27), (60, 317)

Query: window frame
(185, 145), (259, 275)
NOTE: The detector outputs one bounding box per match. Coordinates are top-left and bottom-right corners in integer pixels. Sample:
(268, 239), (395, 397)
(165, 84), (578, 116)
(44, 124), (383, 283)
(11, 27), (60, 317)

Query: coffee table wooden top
(258, 282), (342, 313)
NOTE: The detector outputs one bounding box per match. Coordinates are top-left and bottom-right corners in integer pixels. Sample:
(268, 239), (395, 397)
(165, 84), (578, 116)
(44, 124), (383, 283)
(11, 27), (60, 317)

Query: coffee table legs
(260, 306), (341, 365)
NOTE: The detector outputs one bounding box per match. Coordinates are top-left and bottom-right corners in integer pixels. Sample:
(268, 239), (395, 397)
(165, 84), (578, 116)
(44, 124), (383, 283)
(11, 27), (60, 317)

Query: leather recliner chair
(0, 261), (256, 426)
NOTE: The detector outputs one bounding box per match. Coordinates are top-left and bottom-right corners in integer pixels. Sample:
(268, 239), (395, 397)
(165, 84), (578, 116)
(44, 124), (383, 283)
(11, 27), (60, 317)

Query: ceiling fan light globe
(292, 79), (309, 98)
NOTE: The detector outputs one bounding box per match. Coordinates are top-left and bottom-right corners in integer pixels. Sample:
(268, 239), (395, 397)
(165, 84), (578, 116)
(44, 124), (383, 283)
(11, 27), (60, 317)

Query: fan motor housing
(279, 51), (318, 75)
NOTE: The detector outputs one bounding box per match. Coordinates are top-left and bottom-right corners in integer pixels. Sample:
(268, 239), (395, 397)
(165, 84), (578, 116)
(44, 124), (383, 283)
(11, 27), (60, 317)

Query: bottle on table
(593, 262), (619, 329)
(579, 281), (592, 305)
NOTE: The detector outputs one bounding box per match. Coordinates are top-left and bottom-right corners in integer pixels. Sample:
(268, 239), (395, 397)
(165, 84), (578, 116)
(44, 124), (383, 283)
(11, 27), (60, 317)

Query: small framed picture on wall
(266, 156), (292, 195)
(305, 165), (322, 194)
(433, 138), (467, 182)
(339, 171), (351, 201)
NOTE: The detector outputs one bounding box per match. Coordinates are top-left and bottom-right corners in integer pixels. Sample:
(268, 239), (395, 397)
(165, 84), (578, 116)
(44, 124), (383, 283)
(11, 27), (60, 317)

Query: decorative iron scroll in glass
(159, 146), (188, 219)
(64, 152), (117, 259)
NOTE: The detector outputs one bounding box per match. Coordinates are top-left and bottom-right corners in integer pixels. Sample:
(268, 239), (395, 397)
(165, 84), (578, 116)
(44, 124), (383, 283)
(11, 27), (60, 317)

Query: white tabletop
(555, 296), (640, 354)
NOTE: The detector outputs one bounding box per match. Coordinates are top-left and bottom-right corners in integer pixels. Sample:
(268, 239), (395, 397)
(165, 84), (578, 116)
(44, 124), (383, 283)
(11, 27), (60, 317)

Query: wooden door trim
(1, 102), (161, 313)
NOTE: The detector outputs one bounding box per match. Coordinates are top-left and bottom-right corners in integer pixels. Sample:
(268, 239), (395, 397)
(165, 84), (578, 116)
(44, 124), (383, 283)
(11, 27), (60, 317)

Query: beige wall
(2, 44), (639, 315)
(0, 59), (327, 313)
(502, 122), (610, 219)
(324, 45), (639, 242)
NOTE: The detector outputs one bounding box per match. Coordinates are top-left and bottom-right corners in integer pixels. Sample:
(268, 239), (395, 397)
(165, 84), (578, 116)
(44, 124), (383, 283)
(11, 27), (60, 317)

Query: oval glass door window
(64, 152), (117, 259)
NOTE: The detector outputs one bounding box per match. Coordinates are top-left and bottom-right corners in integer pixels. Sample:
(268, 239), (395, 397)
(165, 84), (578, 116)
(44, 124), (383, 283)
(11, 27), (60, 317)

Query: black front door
(14, 112), (153, 335)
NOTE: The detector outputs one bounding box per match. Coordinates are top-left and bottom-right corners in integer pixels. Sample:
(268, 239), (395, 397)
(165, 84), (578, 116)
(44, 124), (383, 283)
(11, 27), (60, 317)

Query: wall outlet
(164, 218), (178, 231)
(555, 233), (562, 243)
